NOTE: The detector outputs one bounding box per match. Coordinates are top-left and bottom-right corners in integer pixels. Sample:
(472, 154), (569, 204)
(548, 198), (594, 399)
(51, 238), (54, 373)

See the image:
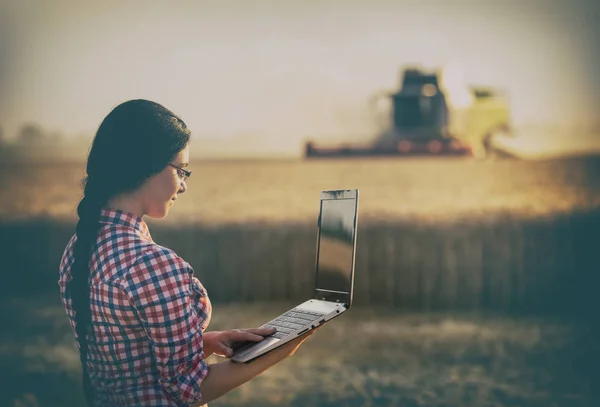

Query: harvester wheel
(427, 140), (443, 154)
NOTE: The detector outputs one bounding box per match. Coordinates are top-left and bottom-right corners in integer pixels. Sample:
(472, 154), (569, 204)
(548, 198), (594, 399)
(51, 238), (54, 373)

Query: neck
(106, 193), (145, 218)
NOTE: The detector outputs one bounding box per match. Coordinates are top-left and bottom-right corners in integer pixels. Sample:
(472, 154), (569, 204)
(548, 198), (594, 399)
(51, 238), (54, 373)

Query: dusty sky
(0, 0), (599, 153)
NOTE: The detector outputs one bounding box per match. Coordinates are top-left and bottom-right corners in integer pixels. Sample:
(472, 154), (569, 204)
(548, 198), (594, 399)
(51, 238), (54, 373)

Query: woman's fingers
(214, 341), (234, 358)
(242, 327), (277, 337)
(227, 329), (269, 343)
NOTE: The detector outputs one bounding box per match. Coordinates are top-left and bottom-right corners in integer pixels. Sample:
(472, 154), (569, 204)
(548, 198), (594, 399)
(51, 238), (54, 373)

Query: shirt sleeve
(125, 246), (209, 406)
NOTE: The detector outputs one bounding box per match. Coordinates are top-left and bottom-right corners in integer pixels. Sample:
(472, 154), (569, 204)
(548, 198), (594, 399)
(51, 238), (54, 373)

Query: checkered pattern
(58, 208), (212, 407)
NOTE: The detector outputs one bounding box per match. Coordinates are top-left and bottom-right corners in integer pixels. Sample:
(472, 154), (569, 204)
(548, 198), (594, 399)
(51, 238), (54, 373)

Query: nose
(178, 179), (187, 194)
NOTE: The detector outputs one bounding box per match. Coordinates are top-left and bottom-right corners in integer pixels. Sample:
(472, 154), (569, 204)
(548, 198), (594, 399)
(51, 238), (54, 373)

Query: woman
(58, 99), (314, 407)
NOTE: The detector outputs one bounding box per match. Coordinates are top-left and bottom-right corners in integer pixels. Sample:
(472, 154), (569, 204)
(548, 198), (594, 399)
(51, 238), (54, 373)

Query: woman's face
(139, 144), (189, 218)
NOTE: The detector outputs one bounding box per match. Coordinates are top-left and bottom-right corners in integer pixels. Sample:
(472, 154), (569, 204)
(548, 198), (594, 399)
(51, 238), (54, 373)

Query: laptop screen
(315, 197), (357, 295)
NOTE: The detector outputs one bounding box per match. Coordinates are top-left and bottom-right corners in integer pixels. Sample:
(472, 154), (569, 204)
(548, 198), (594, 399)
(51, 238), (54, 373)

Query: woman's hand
(203, 327), (276, 358)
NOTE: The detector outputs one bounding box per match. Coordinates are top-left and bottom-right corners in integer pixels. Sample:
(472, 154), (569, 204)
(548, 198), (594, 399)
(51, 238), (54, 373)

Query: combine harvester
(304, 66), (514, 159)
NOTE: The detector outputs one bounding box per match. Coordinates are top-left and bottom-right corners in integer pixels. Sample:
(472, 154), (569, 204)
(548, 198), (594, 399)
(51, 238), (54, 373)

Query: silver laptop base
(231, 300), (347, 363)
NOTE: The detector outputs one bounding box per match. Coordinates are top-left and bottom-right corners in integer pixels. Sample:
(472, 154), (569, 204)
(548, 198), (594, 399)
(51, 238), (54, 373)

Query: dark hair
(67, 99), (190, 405)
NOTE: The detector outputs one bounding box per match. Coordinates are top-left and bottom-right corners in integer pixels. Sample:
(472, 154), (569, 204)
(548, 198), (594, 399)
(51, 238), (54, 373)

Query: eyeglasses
(169, 163), (192, 180)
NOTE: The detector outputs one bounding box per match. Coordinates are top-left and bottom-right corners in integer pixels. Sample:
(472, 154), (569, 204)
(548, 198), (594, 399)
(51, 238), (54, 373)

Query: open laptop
(230, 189), (359, 363)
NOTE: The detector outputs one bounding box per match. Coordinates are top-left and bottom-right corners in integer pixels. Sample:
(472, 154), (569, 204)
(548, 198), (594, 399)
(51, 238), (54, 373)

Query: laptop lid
(312, 189), (359, 307)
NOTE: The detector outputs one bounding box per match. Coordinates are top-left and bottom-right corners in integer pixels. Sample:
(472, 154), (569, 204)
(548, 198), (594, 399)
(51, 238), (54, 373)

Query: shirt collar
(99, 208), (153, 241)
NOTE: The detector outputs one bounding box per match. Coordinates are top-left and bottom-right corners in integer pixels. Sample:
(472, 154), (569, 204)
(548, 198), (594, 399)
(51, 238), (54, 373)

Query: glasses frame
(169, 163), (192, 180)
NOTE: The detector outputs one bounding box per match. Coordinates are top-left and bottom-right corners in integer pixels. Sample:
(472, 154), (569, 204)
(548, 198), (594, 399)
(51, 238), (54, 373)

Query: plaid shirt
(58, 208), (212, 407)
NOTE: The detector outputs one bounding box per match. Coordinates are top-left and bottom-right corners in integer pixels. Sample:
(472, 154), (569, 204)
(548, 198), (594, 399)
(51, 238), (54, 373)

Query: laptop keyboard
(230, 309), (327, 354)
(264, 309), (326, 339)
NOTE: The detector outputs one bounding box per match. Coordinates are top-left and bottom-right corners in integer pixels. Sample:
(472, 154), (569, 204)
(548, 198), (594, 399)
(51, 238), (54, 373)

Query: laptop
(230, 188), (359, 363)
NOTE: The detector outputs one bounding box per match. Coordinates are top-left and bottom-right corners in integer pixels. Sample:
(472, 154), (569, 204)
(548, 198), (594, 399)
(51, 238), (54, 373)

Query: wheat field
(1, 156), (599, 225)
(1, 156), (599, 406)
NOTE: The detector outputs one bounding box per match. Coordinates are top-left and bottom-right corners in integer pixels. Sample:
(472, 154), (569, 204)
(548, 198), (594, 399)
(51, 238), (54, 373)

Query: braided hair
(68, 99), (190, 405)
